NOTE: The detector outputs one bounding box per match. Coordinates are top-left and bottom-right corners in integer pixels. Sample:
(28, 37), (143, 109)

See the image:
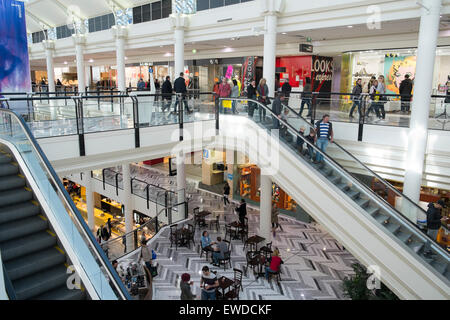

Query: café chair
(239, 224), (249, 244)
(233, 268), (244, 292)
(169, 225), (179, 250)
(243, 239), (256, 252)
(244, 251), (259, 276)
(218, 251), (232, 271)
(200, 244), (212, 262)
(209, 215), (220, 232)
(259, 242), (273, 260)
(224, 281), (242, 300)
(268, 268), (282, 285)
(225, 224), (233, 241)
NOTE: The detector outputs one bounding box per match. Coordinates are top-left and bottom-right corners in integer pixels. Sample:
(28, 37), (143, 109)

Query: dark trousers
(239, 215), (245, 226)
(401, 100), (411, 112)
(162, 98), (172, 112)
(349, 100), (361, 117)
(259, 105), (267, 122)
(248, 101), (256, 117)
(300, 98), (311, 116)
(174, 97), (190, 113)
(223, 194), (230, 205)
(375, 102), (386, 119)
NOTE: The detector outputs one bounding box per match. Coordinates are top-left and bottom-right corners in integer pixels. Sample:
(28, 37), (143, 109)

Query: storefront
(340, 46), (450, 96)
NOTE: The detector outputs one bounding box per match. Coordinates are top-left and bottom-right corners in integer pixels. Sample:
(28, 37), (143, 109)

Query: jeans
(375, 102), (386, 119)
(424, 228), (439, 253)
(212, 252), (223, 264)
(307, 145), (314, 159)
(162, 98), (172, 112)
(265, 266), (278, 280)
(248, 101), (256, 117)
(232, 100), (237, 114)
(259, 105), (267, 122)
(223, 195), (230, 206)
(315, 137), (329, 162)
(349, 100), (361, 117)
(201, 290), (216, 300)
(300, 98), (311, 116)
(174, 97), (190, 113)
(272, 116), (280, 129)
(401, 100), (411, 112)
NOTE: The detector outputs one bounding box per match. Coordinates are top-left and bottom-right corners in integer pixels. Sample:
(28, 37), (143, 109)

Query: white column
(260, 174), (272, 244)
(122, 163), (134, 250)
(43, 40), (56, 93)
(73, 35), (86, 93)
(176, 150), (186, 223)
(112, 26), (128, 92)
(261, 0), (284, 96)
(170, 13), (189, 77)
(402, 0), (442, 222)
(85, 171), (95, 231)
(263, 14), (277, 96)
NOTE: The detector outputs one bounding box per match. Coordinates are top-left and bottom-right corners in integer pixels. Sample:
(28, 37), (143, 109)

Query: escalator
(219, 98), (450, 299)
(0, 109), (131, 300)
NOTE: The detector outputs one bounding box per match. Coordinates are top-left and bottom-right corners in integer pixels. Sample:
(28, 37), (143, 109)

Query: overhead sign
(299, 43), (313, 53)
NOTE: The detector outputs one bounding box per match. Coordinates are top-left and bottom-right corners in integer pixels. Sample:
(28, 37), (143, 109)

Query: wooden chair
(233, 268), (244, 292)
(259, 242), (272, 260)
(224, 224), (233, 241)
(244, 251), (259, 276)
(209, 214), (220, 232)
(224, 281), (241, 300)
(186, 224), (195, 248)
(243, 239), (256, 252)
(170, 225), (179, 250)
(223, 239), (231, 252)
(218, 250), (232, 271)
(239, 224), (249, 244)
(200, 244), (212, 262)
(268, 268), (282, 285)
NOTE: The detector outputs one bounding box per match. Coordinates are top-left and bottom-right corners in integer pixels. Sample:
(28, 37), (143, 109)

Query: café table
(216, 276), (235, 300)
(175, 228), (191, 247)
(245, 235), (265, 251)
(196, 211), (211, 227)
(229, 221), (243, 240)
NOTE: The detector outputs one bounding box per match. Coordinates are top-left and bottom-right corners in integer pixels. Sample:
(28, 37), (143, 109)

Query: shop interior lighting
(282, 32), (287, 34)
(89, 59), (94, 63)
(63, 61), (68, 65)
(347, 25), (353, 28)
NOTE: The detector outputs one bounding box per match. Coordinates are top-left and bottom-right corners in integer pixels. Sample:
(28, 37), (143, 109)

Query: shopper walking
(139, 238), (153, 270)
(300, 77), (312, 117)
(154, 78), (161, 101)
(257, 78), (269, 122)
(106, 218), (112, 239)
(235, 198), (247, 226)
(424, 199), (445, 257)
(247, 80), (257, 118)
(137, 78), (146, 91)
(231, 79), (240, 114)
(281, 80), (292, 105)
(161, 76), (173, 113)
(200, 266), (219, 300)
(376, 75), (387, 120)
(180, 273), (197, 300)
(218, 77), (231, 113)
(349, 78), (363, 118)
(366, 79), (379, 118)
(272, 92), (284, 129)
(174, 72), (192, 114)
(223, 181), (230, 207)
(399, 74), (413, 113)
(314, 114), (333, 164)
(271, 203), (280, 237)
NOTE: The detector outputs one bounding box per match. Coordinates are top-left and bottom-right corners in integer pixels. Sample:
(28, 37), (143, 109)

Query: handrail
(219, 97), (449, 260)
(0, 108), (132, 300)
(0, 251), (14, 300)
(278, 99), (438, 227)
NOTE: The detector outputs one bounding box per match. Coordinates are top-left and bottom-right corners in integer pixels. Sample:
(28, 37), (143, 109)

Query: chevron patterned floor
(107, 162), (358, 300)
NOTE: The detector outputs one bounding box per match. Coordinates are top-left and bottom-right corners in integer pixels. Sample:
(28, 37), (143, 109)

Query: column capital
(42, 39), (55, 51)
(111, 25), (128, 39)
(72, 33), (87, 46)
(169, 13), (189, 30)
(259, 0), (285, 16)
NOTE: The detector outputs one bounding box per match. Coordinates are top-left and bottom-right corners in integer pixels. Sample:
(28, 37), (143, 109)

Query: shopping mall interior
(0, 0), (449, 302)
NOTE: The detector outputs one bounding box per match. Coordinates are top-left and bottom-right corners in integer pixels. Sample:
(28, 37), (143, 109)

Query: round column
(122, 163), (134, 251)
(402, 0), (442, 221)
(85, 171), (95, 231)
(263, 13), (278, 96)
(260, 174), (272, 244)
(73, 35), (86, 93)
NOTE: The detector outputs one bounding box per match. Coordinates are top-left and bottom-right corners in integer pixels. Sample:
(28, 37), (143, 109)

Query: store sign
(311, 56), (333, 96)
(242, 56), (257, 92)
(203, 149), (209, 159)
(140, 62), (153, 66)
(299, 43), (313, 53)
(227, 173), (233, 180)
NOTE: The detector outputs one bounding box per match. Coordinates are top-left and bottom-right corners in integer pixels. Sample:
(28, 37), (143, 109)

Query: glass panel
(220, 98), (450, 283)
(142, 4), (151, 22)
(210, 0), (224, 8)
(132, 6), (142, 24)
(0, 111), (130, 299)
(151, 1), (162, 20)
(196, 0), (209, 11)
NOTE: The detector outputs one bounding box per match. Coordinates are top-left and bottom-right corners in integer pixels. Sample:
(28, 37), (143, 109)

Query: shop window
(152, 1), (162, 20)
(162, 0), (172, 18)
(196, 0), (209, 11)
(56, 25), (74, 39)
(32, 30), (47, 43)
(225, 0), (240, 5)
(132, 6), (142, 24)
(142, 4), (151, 22)
(210, 0), (224, 8)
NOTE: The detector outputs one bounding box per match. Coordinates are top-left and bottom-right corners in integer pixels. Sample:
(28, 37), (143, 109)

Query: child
(305, 128), (316, 161)
(296, 127), (306, 153)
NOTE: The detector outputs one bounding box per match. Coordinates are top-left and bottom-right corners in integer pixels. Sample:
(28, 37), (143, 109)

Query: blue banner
(0, 0), (31, 115)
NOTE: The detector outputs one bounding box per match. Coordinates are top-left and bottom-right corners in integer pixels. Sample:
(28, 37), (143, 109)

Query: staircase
(0, 150), (86, 300)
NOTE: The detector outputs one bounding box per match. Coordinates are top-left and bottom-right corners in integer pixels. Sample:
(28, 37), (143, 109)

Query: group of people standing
(349, 74), (414, 119)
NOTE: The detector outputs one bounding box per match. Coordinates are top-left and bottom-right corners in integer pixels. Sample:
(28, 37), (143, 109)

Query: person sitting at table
(212, 237), (228, 266)
(265, 248), (283, 280)
(201, 231), (216, 249)
(200, 266), (219, 300)
(180, 273), (197, 300)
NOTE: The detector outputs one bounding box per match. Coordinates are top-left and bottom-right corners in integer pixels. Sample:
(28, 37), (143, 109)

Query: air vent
(217, 18), (232, 23)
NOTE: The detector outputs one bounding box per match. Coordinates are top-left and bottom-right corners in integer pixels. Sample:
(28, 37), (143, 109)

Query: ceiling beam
(106, 0), (126, 12)
(25, 9), (54, 30)
(52, 0), (87, 21)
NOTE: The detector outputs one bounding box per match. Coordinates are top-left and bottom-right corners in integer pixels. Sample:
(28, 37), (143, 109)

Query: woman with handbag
(257, 78), (269, 123)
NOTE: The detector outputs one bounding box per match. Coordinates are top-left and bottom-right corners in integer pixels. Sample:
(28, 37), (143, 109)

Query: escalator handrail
(279, 100), (435, 224)
(220, 98), (449, 260)
(1, 257), (15, 300)
(0, 108), (132, 300)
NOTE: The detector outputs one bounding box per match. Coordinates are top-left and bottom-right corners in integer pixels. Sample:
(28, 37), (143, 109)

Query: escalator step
(346, 189), (360, 200)
(406, 240), (424, 254)
(0, 231), (57, 262)
(394, 230), (412, 243)
(13, 265), (69, 300)
(336, 182), (350, 191)
(0, 163), (19, 177)
(365, 206), (379, 216)
(0, 175), (25, 191)
(0, 216), (48, 243)
(33, 285), (86, 300)
(373, 212), (389, 224)
(355, 197), (370, 208)
(328, 175), (341, 184)
(430, 260), (448, 276)
(0, 202), (40, 224)
(4, 248), (66, 281)
(385, 222), (401, 234)
(0, 188), (33, 208)
(0, 154), (12, 164)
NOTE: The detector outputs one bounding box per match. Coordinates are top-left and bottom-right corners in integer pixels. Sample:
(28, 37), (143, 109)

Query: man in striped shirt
(314, 114), (333, 164)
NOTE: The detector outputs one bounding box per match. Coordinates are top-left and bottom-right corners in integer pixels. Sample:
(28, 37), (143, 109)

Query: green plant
(342, 263), (399, 300)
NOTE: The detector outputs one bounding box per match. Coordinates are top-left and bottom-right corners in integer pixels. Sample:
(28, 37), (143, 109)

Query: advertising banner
(0, 0), (31, 115)
(383, 55), (416, 95)
(311, 56), (333, 98)
(241, 56), (258, 93)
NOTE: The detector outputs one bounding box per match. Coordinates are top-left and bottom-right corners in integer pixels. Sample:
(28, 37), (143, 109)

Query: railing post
(132, 96), (140, 148)
(155, 216), (159, 233)
(215, 95), (220, 132)
(115, 172), (119, 196)
(74, 98), (85, 157)
(311, 92), (318, 125)
(146, 184), (150, 209)
(102, 168), (106, 190)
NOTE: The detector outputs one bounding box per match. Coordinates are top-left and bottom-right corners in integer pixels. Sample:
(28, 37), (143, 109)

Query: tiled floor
(105, 163), (358, 300)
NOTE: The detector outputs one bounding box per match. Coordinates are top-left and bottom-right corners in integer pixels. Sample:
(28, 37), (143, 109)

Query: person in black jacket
(272, 92), (284, 129)
(223, 182), (230, 206)
(281, 80), (292, 105)
(424, 199), (445, 256)
(349, 78), (362, 118)
(161, 76), (173, 113)
(173, 72), (192, 114)
(247, 80), (257, 118)
(399, 74), (413, 113)
(235, 199), (247, 226)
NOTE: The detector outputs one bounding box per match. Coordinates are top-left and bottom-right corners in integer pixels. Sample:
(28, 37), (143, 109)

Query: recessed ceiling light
(124, 56), (128, 60)
(164, 52), (172, 57)
(282, 32), (287, 35)
(192, 49), (197, 54)
(347, 25), (353, 28)
(89, 59), (94, 63)
(63, 61), (68, 65)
